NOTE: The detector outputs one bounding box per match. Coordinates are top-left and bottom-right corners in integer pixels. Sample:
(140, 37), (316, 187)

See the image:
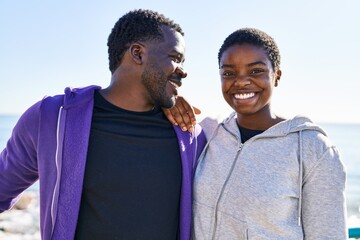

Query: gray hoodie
(193, 113), (347, 239)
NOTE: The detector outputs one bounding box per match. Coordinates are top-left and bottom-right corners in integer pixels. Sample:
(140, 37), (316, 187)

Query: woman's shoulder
(199, 116), (220, 139)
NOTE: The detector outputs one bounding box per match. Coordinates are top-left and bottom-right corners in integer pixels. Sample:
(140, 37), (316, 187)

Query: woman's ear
(275, 69), (282, 87)
(129, 43), (144, 65)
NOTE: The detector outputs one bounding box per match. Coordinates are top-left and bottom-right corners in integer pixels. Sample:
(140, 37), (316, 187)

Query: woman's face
(219, 43), (281, 117)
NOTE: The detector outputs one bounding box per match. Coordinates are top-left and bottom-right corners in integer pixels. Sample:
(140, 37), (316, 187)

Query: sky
(1, 0), (359, 123)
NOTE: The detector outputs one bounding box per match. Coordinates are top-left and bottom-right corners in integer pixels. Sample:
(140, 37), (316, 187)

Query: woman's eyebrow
(247, 61), (267, 67)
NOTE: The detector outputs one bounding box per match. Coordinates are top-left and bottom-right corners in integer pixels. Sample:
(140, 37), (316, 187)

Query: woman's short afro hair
(218, 28), (280, 71)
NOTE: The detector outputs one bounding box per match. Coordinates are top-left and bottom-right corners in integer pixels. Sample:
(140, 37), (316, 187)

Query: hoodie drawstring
(298, 130), (303, 226)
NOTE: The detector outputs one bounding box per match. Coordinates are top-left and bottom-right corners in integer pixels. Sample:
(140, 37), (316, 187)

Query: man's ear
(275, 69), (282, 87)
(129, 43), (144, 65)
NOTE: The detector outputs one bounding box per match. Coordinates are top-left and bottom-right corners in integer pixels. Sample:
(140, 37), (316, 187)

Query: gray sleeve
(199, 117), (219, 140)
(301, 146), (348, 239)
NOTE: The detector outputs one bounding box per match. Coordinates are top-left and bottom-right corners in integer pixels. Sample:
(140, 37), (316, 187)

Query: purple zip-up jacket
(0, 85), (206, 240)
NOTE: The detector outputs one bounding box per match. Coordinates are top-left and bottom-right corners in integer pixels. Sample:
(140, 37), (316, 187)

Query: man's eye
(171, 56), (181, 63)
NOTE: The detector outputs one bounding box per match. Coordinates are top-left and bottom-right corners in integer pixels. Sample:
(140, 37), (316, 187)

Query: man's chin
(160, 97), (176, 109)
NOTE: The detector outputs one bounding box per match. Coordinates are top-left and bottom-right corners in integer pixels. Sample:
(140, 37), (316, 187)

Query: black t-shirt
(238, 125), (265, 143)
(75, 91), (182, 240)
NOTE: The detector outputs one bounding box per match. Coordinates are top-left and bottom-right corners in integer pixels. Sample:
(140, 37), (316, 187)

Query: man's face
(141, 26), (187, 109)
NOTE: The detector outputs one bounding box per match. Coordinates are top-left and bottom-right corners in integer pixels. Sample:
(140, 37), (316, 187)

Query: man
(0, 9), (205, 240)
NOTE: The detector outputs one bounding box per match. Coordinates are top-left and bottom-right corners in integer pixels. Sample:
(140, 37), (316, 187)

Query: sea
(1, 115), (359, 224)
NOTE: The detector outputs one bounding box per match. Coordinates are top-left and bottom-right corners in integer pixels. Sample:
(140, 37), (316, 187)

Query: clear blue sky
(1, 0), (359, 123)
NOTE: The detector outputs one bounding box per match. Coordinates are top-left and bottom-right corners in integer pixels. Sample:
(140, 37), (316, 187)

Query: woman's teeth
(234, 92), (255, 99)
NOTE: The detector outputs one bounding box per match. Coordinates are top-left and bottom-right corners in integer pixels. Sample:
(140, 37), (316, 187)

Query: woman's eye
(250, 69), (264, 74)
(222, 71), (234, 77)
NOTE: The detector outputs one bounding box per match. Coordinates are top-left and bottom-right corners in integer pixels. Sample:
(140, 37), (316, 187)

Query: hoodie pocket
(193, 201), (248, 240)
(213, 211), (248, 240)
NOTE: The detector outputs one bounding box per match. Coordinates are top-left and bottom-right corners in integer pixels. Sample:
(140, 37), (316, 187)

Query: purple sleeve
(0, 101), (41, 211)
(195, 124), (206, 162)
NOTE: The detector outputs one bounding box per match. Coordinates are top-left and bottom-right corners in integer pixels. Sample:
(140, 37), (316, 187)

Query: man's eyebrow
(172, 51), (184, 58)
(170, 50), (185, 62)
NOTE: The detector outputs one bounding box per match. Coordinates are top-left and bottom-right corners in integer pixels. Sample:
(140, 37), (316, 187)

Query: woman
(167, 28), (348, 239)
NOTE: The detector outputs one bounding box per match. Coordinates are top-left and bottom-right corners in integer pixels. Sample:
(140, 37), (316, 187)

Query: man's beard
(141, 64), (176, 109)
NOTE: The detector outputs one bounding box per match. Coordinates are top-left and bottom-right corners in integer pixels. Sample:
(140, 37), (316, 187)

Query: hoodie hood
(222, 112), (327, 139)
(62, 85), (101, 109)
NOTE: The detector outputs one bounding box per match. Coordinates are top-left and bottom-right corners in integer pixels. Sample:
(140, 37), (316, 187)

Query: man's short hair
(107, 9), (184, 73)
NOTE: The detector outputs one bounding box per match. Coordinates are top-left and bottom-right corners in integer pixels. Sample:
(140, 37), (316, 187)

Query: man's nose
(176, 65), (187, 78)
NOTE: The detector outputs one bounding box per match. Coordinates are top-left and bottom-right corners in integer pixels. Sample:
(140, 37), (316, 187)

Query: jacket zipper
(50, 106), (66, 239)
(210, 124), (243, 240)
